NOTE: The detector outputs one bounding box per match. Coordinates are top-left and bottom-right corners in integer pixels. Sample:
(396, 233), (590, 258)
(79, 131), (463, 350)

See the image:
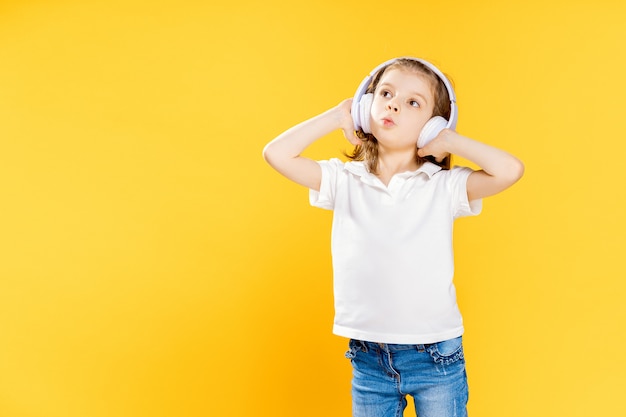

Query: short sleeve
(448, 166), (482, 219)
(309, 158), (343, 210)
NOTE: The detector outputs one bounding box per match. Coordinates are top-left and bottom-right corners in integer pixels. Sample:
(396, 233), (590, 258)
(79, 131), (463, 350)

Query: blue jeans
(345, 337), (468, 417)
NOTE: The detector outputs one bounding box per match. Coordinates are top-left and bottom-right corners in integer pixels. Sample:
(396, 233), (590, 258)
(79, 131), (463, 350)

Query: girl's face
(369, 68), (436, 150)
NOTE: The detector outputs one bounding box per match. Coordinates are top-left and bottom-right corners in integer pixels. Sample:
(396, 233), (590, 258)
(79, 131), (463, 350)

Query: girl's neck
(375, 151), (419, 186)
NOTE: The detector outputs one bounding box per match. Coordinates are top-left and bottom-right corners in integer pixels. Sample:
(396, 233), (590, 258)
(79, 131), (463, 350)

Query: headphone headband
(351, 57), (458, 133)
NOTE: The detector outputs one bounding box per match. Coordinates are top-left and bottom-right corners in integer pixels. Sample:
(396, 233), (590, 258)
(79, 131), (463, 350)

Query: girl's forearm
(263, 106), (343, 163)
(263, 101), (356, 190)
(444, 131), (524, 181)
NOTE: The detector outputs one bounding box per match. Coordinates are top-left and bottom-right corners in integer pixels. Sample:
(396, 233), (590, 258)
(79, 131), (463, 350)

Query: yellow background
(1, 0), (625, 416)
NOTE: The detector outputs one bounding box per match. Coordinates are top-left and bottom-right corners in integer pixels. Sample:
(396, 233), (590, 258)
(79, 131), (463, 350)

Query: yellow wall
(1, 0), (625, 416)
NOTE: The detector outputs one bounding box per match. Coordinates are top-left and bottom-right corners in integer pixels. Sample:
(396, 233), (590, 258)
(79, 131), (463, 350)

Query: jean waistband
(356, 339), (433, 352)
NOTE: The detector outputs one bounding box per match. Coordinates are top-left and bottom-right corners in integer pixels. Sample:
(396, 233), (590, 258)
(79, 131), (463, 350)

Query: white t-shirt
(309, 158), (482, 344)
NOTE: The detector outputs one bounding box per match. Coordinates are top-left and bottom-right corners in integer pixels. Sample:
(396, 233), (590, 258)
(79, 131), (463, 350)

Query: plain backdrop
(1, 0), (625, 416)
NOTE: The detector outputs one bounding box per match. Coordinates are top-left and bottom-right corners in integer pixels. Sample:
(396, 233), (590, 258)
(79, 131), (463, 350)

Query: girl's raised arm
(263, 99), (360, 191)
(418, 129), (524, 201)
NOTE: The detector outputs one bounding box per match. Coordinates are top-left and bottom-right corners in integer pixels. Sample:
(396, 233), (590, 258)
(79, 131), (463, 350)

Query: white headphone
(351, 57), (458, 148)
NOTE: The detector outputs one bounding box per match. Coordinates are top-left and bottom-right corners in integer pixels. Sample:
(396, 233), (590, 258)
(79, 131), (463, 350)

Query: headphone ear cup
(357, 93), (374, 134)
(417, 116), (448, 148)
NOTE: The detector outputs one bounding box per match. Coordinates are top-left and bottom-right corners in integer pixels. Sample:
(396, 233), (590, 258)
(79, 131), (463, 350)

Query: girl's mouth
(382, 118), (395, 127)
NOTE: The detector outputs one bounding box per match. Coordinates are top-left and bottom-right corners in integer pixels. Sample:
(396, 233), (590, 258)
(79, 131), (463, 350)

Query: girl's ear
(356, 93), (374, 134)
(417, 116), (448, 148)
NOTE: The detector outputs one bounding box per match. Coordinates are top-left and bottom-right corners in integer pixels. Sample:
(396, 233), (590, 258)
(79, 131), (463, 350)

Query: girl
(263, 57), (524, 417)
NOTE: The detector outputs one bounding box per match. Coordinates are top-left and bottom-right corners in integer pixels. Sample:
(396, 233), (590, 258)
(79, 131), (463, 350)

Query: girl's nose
(386, 101), (399, 112)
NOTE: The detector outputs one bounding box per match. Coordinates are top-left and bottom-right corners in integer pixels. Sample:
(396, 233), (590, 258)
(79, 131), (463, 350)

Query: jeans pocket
(428, 336), (464, 365)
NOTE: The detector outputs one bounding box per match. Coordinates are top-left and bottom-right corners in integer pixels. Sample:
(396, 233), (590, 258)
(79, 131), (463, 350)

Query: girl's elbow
(511, 158), (525, 182)
(262, 143), (293, 173)
(503, 158), (525, 186)
(262, 143), (277, 165)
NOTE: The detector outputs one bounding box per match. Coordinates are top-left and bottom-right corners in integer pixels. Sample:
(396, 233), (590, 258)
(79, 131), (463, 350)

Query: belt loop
(416, 344), (426, 352)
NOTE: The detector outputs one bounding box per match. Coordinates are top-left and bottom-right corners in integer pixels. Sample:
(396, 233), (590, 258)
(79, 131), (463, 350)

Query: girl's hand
(336, 98), (362, 146)
(417, 128), (453, 162)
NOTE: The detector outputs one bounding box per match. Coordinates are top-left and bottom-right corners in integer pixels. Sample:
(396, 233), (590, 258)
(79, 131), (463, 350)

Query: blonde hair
(346, 58), (453, 173)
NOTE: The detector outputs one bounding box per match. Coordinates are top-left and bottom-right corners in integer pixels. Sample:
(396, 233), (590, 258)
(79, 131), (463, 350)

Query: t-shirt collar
(344, 160), (442, 181)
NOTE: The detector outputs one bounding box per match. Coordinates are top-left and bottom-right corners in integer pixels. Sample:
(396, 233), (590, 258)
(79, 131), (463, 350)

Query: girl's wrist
(333, 99), (352, 130)
(439, 129), (459, 154)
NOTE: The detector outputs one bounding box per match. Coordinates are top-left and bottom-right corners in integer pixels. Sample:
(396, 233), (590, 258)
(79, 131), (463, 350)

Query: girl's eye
(409, 100), (420, 108)
(381, 90), (392, 98)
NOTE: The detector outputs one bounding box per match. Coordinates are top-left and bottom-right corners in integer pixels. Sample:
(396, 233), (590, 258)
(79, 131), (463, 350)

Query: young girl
(263, 57), (524, 417)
